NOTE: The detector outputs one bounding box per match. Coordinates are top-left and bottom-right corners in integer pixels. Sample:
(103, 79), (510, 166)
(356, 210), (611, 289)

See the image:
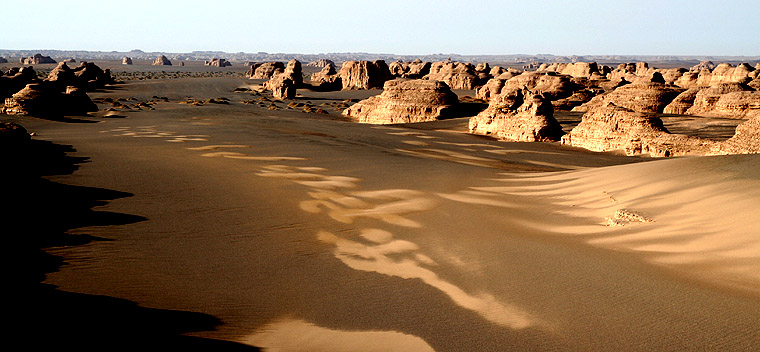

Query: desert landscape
(3, 2), (760, 350)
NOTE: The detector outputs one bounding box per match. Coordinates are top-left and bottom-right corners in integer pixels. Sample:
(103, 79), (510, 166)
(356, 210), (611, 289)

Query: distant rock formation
(205, 58), (232, 67)
(691, 61), (716, 71)
(63, 58), (76, 63)
(469, 89), (564, 142)
(152, 55), (172, 66)
(537, 62), (602, 79)
(561, 103), (714, 157)
(476, 71), (575, 102)
(266, 73), (296, 100)
(424, 62), (485, 90)
(20, 54), (56, 65)
(305, 59), (335, 68)
(710, 115), (760, 155)
(310, 64), (341, 90)
(342, 79), (458, 124)
(246, 62), (285, 80)
(0, 57), (7, 63)
(389, 60), (432, 79)
(573, 74), (683, 113)
(685, 83), (758, 118)
(338, 60), (392, 90)
(122, 57), (133, 65)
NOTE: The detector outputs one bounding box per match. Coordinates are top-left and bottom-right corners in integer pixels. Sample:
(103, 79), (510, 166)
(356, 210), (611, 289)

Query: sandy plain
(3, 60), (760, 351)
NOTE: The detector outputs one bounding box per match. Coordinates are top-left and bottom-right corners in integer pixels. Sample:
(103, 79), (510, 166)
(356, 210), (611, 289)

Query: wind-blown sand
(6, 69), (760, 351)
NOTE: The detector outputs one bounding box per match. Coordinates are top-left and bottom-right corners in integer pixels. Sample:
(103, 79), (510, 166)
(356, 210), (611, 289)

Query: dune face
(342, 79), (458, 124)
(469, 89), (564, 142)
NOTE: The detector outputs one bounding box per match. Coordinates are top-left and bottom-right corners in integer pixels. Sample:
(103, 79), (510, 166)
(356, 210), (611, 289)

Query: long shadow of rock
(3, 138), (259, 351)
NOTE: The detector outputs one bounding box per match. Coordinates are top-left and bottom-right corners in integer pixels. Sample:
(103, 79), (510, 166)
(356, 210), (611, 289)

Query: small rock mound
(205, 58), (232, 67)
(122, 57), (133, 65)
(152, 55), (172, 66)
(342, 79), (458, 124)
(469, 89), (564, 142)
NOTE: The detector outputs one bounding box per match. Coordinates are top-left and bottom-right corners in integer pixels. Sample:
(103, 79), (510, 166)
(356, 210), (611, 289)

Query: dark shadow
(445, 101), (489, 120)
(3, 138), (260, 351)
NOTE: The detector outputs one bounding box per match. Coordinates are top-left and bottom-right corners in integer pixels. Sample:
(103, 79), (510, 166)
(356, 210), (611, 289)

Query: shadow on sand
(3, 138), (259, 351)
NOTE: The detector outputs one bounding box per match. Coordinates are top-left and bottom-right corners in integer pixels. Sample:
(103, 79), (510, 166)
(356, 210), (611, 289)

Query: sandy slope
(6, 74), (760, 351)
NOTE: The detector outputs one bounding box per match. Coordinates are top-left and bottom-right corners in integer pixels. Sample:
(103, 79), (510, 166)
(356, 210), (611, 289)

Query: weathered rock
(46, 62), (76, 88)
(122, 57), (133, 65)
(475, 62), (490, 73)
(709, 63), (754, 86)
(266, 73), (296, 100)
(0, 66), (37, 98)
(2, 82), (98, 116)
(539, 62), (600, 78)
(469, 89), (564, 142)
(405, 60), (431, 79)
(342, 79), (458, 124)
(710, 116), (760, 155)
(305, 59), (336, 68)
(573, 76), (683, 114)
(424, 62), (483, 90)
(247, 62), (285, 80)
(691, 61), (716, 71)
(21, 54), (56, 65)
(152, 55), (172, 66)
(205, 58), (232, 67)
(338, 60), (391, 90)
(0, 122), (31, 146)
(0, 57), (7, 63)
(674, 71), (700, 89)
(663, 88), (700, 114)
(685, 83), (754, 117)
(63, 86), (98, 114)
(489, 66), (506, 76)
(309, 64), (341, 90)
(388, 61), (407, 77)
(561, 103), (714, 157)
(284, 59), (303, 87)
(72, 61), (113, 88)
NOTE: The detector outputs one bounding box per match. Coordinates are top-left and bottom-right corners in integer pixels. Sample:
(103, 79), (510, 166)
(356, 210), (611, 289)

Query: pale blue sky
(3, 0), (758, 55)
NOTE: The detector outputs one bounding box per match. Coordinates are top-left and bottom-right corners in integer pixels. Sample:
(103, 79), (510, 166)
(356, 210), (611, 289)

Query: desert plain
(2, 56), (760, 351)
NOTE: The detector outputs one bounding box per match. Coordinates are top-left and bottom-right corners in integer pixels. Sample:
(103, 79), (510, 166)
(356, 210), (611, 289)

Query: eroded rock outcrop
(573, 75), (683, 114)
(266, 73), (296, 100)
(0, 66), (37, 98)
(663, 88), (700, 115)
(284, 59), (303, 87)
(122, 57), (133, 65)
(0, 57), (8, 64)
(310, 64), (341, 90)
(21, 54), (56, 65)
(205, 58), (232, 67)
(306, 59), (336, 68)
(2, 82), (97, 116)
(152, 55), (172, 66)
(424, 62), (484, 90)
(476, 71), (575, 102)
(561, 103), (714, 157)
(338, 60), (391, 90)
(711, 116), (760, 155)
(685, 83), (755, 117)
(469, 89), (564, 142)
(342, 79), (458, 124)
(247, 62), (285, 80)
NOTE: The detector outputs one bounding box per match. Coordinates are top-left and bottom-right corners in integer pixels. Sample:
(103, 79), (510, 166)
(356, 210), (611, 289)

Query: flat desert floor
(5, 63), (760, 351)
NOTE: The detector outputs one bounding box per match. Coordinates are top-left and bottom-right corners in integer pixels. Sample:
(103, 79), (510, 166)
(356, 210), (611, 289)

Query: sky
(2, 0), (759, 56)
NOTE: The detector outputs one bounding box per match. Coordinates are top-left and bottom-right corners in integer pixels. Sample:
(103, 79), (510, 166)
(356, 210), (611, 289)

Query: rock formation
(477, 71), (576, 102)
(685, 83), (756, 117)
(152, 55), (172, 66)
(122, 57), (133, 65)
(306, 59), (336, 68)
(205, 58), (232, 67)
(20, 54), (56, 64)
(663, 88), (699, 114)
(424, 62), (484, 90)
(537, 62), (601, 79)
(561, 103), (714, 157)
(573, 75), (683, 113)
(338, 60), (391, 90)
(266, 74), (296, 100)
(691, 61), (716, 71)
(246, 62), (285, 80)
(469, 89), (564, 142)
(342, 79), (458, 124)
(2, 82), (96, 116)
(284, 59), (303, 87)
(0, 57), (8, 63)
(710, 115), (760, 155)
(310, 64), (341, 90)
(0, 66), (37, 98)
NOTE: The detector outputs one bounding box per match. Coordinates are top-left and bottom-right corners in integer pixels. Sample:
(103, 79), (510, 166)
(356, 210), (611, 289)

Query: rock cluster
(205, 58), (232, 67)
(20, 54), (56, 64)
(338, 60), (391, 90)
(573, 74), (683, 113)
(389, 60), (432, 79)
(561, 103), (714, 157)
(306, 59), (335, 68)
(310, 64), (341, 90)
(342, 79), (458, 124)
(152, 55), (172, 66)
(246, 62), (285, 80)
(423, 62), (484, 90)
(469, 89), (564, 142)
(122, 57), (133, 65)
(2, 82), (98, 116)
(1, 66), (37, 98)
